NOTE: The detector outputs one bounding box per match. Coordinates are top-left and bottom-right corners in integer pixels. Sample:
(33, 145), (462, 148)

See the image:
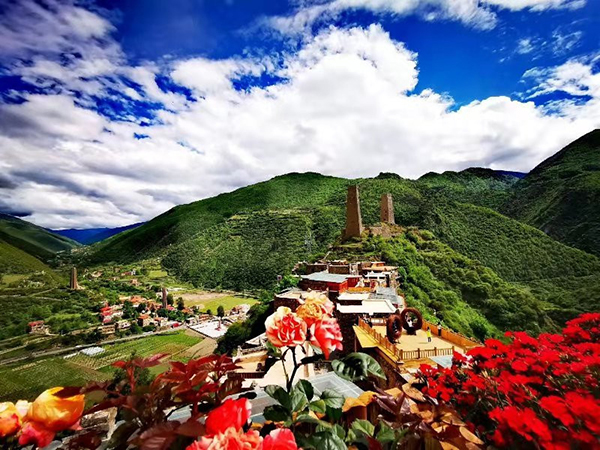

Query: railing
(357, 319), (455, 362)
(421, 320), (480, 349)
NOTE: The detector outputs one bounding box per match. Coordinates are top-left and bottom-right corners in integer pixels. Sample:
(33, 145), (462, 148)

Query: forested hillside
(0, 214), (78, 260)
(503, 129), (600, 256)
(0, 240), (51, 275)
(86, 131), (600, 335)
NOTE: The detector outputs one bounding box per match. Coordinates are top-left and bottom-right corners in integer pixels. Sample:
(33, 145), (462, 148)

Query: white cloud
(0, 4), (598, 229)
(266, 0), (586, 35)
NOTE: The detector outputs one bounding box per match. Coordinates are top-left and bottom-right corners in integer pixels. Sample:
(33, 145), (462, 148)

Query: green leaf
(309, 399), (327, 414)
(325, 406), (343, 421)
(331, 353), (386, 382)
(332, 424), (346, 441)
(314, 432), (347, 450)
(351, 419), (375, 437)
(376, 424), (396, 443)
(320, 389), (345, 409)
(295, 379), (314, 401)
(290, 387), (309, 413)
(265, 385), (292, 410)
(263, 404), (290, 422)
(295, 414), (333, 429)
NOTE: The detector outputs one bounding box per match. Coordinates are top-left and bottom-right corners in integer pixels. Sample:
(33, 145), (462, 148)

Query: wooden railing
(421, 320), (480, 349)
(357, 319), (455, 362)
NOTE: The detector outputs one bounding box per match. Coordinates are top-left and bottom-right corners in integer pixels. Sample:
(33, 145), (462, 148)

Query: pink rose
(266, 307), (307, 348)
(187, 427), (262, 450)
(263, 428), (299, 450)
(310, 317), (343, 359)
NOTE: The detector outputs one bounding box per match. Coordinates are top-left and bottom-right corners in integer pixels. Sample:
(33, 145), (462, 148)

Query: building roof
(301, 271), (356, 283)
(337, 292), (371, 302)
(336, 299), (396, 315)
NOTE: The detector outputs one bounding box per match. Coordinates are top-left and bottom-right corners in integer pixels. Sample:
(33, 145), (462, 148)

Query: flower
(296, 301), (324, 326)
(265, 307), (307, 348)
(205, 398), (251, 436)
(18, 421), (56, 448)
(27, 387), (84, 432)
(187, 427), (262, 450)
(0, 402), (20, 437)
(310, 317), (343, 359)
(263, 428), (299, 450)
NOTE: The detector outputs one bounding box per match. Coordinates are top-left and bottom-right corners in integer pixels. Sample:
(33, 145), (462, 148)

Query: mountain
(0, 214), (78, 261)
(88, 132), (600, 336)
(503, 129), (600, 256)
(0, 239), (52, 275)
(51, 222), (144, 245)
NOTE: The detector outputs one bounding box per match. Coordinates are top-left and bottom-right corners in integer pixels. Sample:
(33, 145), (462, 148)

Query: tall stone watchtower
(69, 267), (79, 290)
(380, 193), (395, 225)
(162, 287), (168, 308)
(344, 185), (364, 239)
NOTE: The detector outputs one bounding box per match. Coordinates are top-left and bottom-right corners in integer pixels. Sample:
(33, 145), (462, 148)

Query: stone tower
(344, 185), (364, 239)
(69, 267), (79, 290)
(162, 287), (168, 308)
(380, 193), (395, 224)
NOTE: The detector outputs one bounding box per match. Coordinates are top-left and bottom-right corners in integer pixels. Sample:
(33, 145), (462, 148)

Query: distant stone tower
(344, 185), (364, 239)
(380, 193), (395, 225)
(162, 287), (168, 308)
(69, 267), (79, 290)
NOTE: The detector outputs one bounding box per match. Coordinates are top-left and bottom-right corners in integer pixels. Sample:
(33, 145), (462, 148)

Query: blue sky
(0, 0), (599, 228)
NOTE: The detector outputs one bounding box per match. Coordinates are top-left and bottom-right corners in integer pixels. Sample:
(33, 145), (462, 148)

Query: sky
(0, 0), (599, 229)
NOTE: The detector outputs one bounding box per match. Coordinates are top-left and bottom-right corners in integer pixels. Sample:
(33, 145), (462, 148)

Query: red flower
(310, 317), (343, 359)
(540, 396), (574, 427)
(263, 428), (298, 450)
(205, 398), (251, 436)
(18, 421), (55, 448)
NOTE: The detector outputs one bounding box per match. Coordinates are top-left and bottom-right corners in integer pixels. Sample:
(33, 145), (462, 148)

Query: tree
(217, 305), (225, 317)
(167, 293), (174, 306)
(123, 301), (136, 319)
(176, 298), (185, 311)
(206, 309), (213, 316)
(130, 322), (142, 334)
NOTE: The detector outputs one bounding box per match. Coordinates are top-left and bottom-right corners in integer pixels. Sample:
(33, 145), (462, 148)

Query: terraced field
(0, 331), (202, 401)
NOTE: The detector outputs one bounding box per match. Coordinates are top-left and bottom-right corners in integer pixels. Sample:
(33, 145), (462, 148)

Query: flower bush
(419, 312), (600, 449)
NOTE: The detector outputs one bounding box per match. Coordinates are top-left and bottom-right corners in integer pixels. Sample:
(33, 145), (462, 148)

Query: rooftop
(337, 299), (396, 315)
(301, 271), (358, 283)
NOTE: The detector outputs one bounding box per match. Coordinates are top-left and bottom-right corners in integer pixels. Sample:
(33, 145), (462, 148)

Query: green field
(148, 269), (169, 278)
(0, 331), (202, 401)
(1, 274), (26, 285)
(194, 296), (258, 313)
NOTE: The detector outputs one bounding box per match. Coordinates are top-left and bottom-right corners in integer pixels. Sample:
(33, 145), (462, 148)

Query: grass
(148, 269), (169, 278)
(185, 295), (258, 313)
(0, 331), (202, 401)
(1, 274), (26, 285)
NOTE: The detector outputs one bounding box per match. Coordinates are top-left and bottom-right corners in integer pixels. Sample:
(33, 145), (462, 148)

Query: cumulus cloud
(266, 0), (586, 35)
(0, 3), (598, 229)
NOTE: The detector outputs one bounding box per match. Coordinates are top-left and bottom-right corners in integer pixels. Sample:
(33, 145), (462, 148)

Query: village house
(137, 314), (152, 327)
(28, 320), (49, 335)
(115, 320), (131, 331)
(298, 271), (361, 300)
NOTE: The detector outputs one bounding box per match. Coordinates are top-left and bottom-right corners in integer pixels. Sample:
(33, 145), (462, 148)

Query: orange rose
(187, 427), (262, 450)
(310, 317), (343, 359)
(18, 421), (55, 448)
(27, 387), (84, 432)
(266, 307), (307, 348)
(296, 301), (324, 326)
(301, 292), (334, 316)
(263, 428), (299, 450)
(0, 402), (20, 437)
(205, 398), (251, 436)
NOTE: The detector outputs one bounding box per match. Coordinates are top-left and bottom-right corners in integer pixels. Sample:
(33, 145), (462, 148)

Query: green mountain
(503, 129), (600, 256)
(88, 131), (600, 336)
(0, 214), (78, 261)
(0, 239), (52, 276)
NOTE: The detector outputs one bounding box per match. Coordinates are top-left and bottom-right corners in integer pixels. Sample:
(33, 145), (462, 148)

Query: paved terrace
(354, 319), (479, 362)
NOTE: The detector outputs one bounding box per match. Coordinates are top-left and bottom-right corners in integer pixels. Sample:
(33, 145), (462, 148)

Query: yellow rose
(28, 387), (84, 432)
(0, 402), (20, 437)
